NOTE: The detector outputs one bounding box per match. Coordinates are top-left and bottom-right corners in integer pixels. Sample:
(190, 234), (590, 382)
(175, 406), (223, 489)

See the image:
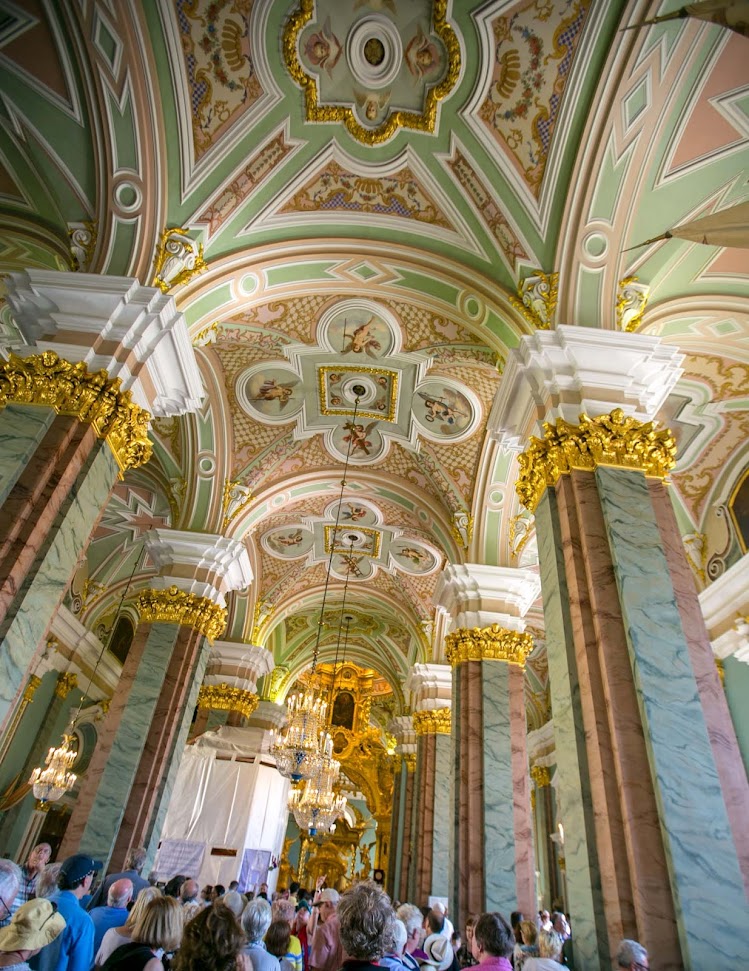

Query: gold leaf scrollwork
(412, 707), (451, 735)
(55, 672), (78, 699)
(404, 753), (417, 772)
(530, 764), (551, 788)
(136, 586), (227, 642)
(197, 683), (259, 718)
(152, 227), (208, 293)
(0, 352), (152, 472)
(23, 675), (42, 702)
(510, 269), (558, 330)
(445, 624), (533, 667)
(516, 409), (677, 513)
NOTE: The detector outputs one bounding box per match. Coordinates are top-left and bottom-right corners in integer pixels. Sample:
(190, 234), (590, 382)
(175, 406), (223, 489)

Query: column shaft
(414, 733), (437, 905)
(387, 762), (404, 895)
(398, 766), (414, 902)
(0, 405), (55, 505)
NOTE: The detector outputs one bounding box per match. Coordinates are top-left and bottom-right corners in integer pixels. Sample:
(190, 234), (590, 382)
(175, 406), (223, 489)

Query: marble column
(493, 325), (749, 969)
(60, 530), (252, 870)
(387, 715), (417, 901)
(398, 755), (416, 902)
(0, 270), (204, 735)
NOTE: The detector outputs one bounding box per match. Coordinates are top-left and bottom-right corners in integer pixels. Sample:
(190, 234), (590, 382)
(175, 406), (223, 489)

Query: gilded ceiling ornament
(68, 221), (97, 272)
(404, 753), (417, 771)
(152, 228), (207, 293)
(516, 409), (677, 513)
(715, 657), (725, 685)
(445, 625), (533, 667)
(136, 586), (227, 642)
(222, 478), (254, 530)
(616, 276), (650, 332)
(511, 270), (558, 329)
(0, 352), (152, 472)
(192, 322), (219, 347)
(509, 511), (534, 561)
(283, 0), (460, 145)
(452, 511), (474, 550)
(412, 707), (451, 735)
(251, 599), (275, 644)
(54, 672), (78, 699)
(197, 683), (259, 718)
(530, 764), (551, 788)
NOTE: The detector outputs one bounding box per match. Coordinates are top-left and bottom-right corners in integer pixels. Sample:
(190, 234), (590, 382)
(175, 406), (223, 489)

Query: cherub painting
(341, 317), (382, 357)
(354, 87), (391, 123)
(274, 529), (304, 549)
(338, 553), (364, 578)
(304, 17), (342, 78)
(404, 26), (441, 82)
(343, 420), (378, 456)
(256, 377), (296, 409)
(341, 503), (369, 522)
(417, 388), (470, 432)
(397, 546), (429, 566)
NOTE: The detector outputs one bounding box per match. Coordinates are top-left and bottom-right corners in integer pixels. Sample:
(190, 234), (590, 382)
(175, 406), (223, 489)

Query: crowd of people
(0, 843), (649, 971)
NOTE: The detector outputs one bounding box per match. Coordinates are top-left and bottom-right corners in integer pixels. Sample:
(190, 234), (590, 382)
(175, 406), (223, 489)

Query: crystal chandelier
(30, 734), (77, 804)
(289, 759), (347, 836)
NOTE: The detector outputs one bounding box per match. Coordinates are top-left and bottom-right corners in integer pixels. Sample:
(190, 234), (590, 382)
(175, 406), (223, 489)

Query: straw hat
(0, 899), (65, 953)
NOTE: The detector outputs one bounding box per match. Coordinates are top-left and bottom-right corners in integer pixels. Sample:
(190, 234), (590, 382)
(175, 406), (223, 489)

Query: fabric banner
(239, 848), (272, 892)
(154, 839), (205, 880)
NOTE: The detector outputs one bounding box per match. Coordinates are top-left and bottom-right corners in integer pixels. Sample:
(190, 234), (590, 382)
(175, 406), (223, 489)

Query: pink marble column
(398, 765), (415, 902)
(414, 733), (437, 906)
(455, 661), (484, 924)
(649, 480), (749, 897)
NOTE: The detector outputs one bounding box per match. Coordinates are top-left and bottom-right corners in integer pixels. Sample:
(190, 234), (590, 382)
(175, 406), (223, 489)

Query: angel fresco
(338, 553), (364, 577)
(304, 17), (342, 78)
(354, 87), (391, 123)
(397, 546), (429, 567)
(341, 317), (382, 356)
(256, 377), (296, 408)
(341, 503), (369, 522)
(273, 529), (304, 549)
(417, 388), (470, 429)
(404, 26), (441, 82)
(343, 420), (378, 456)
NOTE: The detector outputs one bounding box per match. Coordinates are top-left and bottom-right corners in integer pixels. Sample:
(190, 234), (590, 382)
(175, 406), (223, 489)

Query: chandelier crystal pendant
(288, 756), (347, 836)
(270, 684), (331, 782)
(29, 734), (77, 804)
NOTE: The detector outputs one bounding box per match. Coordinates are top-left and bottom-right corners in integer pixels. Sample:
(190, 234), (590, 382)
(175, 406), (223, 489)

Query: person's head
(242, 897), (272, 944)
(0, 898), (65, 959)
(201, 885), (213, 902)
(471, 912), (513, 960)
(294, 900), (311, 931)
(272, 898), (296, 924)
(510, 912), (523, 943)
(212, 884), (225, 901)
(132, 896), (183, 952)
(464, 915), (477, 946)
(264, 919), (291, 958)
(181, 879), (200, 904)
(519, 921), (537, 946)
(223, 891), (244, 918)
(551, 912), (569, 937)
(108, 878), (133, 909)
(396, 903), (423, 952)
(337, 881), (395, 962)
(35, 864), (62, 900)
(58, 854), (102, 896)
(426, 911), (444, 935)
(26, 843), (51, 874)
(391, 919), (408, 956)
(538, 930), (564, 961)
(229, 881), (239, 892)
(616, 939), (649, 971)
(164, 875), (186, 899)
(174, 901), (246, 971)
(0, 860), (21, 923)
(451, 932), (461, 953)
(125, 886), (163, 931)
(124, 847), (147, 874)
(313, 888), (340, 923)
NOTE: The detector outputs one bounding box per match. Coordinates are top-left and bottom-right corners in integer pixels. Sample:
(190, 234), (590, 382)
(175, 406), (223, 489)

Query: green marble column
(0, 405), (54, 505)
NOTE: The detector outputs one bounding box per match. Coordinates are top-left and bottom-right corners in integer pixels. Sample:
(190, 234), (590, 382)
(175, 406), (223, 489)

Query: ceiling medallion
(283, 0), (461, 145)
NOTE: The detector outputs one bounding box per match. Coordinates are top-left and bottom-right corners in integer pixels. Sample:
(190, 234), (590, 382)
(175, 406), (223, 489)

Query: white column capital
(249, 700), (288, 734)
(434, 563), (541, 631)
(388, 715), (417, 754)
(699, 554), (749, 664)
(145, 530), (252, 607)
(405, 663), (452, 711)
(5, 269), (204, 417)
(489, 324), (684, 450)
(205, 642), (275, 692)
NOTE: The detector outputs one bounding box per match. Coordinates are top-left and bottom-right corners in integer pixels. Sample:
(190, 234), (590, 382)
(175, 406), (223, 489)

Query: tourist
(0, 864), (22, 931)
(11, 845), (51, 915)
(241, 898), (279, 971)
(513, 921), (539, 969)
(0, 898), (65, 970)
(100, 897), (182, 971)
(379, 919), (408, 971)
(173, 902), (249, 971)
(89, 880), (133, 955)
(95, 887), (162, 967)
(468, 913), (512, 971)
(422, 933), (453, 971)
(89, 851), (149, 911)
(395, 904), (426, 971)
(430, 904), (453, 942)
(308, 890), (341, 971)
(271, 900), (302, 971)
(265, 920), (294, 971)
(293, 901), (311, 971)
(522, 930), (565, 970)
(34, 867), (62, 902)
(455, 916), (476, 969)
(336, 882), (395, 971)
(224, 893), (245, 919)
(38, 854), (102, 971)
(616, 940), (649, 971)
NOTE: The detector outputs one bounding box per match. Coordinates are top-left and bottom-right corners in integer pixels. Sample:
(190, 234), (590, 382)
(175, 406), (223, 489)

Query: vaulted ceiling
(1, 0), (747, 718)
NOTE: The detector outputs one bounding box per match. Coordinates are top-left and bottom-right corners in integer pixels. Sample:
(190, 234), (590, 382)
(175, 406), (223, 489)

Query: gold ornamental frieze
(136, 586), (226, 641)
(412, 707), (451, 735)
(0, 352), (152, 472)
(445, 625), (533, 668)
(516, 408), (676, 513)
(197, 683), (259, 718)
(404, 753), (416, 772)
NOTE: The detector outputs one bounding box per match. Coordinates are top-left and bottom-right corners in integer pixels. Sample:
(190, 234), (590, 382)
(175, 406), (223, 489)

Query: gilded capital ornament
(516, 408), (676, 513)
(530, 764), (551, 788)
(136, 586), (227, 642)
(197, 683), (259, 718)
(23, 675), (42, 702)
(511, 270), (558, 330)
(404, 753), (417, 772)
(152, 228), (207, 293)
(445, 625), (533, 668)
(55, 672), (78, 699)
(412, 708), (451, 735)
(0, 352), (152, 472)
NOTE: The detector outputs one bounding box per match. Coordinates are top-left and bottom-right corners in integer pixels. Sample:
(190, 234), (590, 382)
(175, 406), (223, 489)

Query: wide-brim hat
(0, 899), (65, 952)
(423, 933), (453, 971)
(313, 888), (340, 905)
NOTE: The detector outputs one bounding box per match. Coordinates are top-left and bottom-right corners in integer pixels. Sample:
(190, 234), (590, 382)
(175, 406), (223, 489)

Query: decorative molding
(197, 683), (259, 718)
(152, 228), (207, 293)
(530, 764), (551, 788)
(445, 625), (533, 667)
(136, 586), (227, 642)
(23, 675), (42, 702)
(404, 753), (416, 772)
(511, 270), (558, 330)
(434, 563), (540, 630)
(68, 222), (97, 272)
(412, 707), (451, 735)
(616, 276), (650, 332)
(0, 352), (152, 472)
(54, 672), (78, 699)
(516, 409), (677, 513)
(144, 530), (253, 607)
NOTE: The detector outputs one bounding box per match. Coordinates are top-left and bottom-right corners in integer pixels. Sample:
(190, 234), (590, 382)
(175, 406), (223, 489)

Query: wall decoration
(412, 382), (475, 438)
(237, 365), (304, 423)
(264, 526), (315, 559)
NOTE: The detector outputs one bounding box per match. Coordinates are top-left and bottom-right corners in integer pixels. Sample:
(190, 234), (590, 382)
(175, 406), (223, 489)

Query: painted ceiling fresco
(1, 0), (748, 724)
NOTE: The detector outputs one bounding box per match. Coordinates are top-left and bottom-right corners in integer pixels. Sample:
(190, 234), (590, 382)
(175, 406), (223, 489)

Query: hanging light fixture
(271, 383), (369, 786)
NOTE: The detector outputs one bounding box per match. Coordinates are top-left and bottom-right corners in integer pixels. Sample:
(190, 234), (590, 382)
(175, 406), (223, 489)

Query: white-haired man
(310, 887), (343, 971)
(0, 861), (21, 929)
(395, 903), (427, 971)
(88, 877), (133, 954)
(616, 939), (649, 971)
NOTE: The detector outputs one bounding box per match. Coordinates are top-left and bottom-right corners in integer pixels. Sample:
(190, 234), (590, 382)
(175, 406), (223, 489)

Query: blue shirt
(36, 890), (94, 971)
(89, 906), (129, 956)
